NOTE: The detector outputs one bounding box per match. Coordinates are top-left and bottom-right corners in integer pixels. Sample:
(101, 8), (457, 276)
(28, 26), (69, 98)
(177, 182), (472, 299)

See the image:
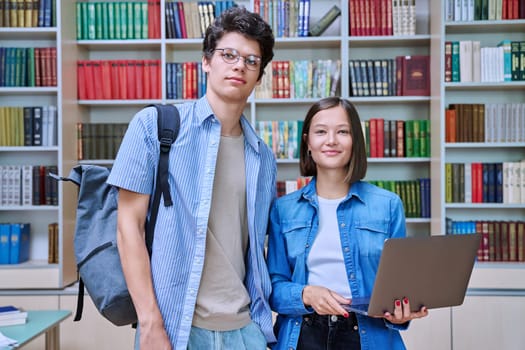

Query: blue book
(9, 223), (30, 264)
(0, 224), (10, 264)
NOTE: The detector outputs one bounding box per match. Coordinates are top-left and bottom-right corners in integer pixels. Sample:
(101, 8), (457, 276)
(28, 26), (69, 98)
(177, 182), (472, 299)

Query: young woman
(267, 97), (428, 350)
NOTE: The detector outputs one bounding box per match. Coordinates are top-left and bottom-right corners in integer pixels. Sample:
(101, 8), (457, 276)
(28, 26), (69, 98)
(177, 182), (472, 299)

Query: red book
(472, 162), (483, 203)
(84, 61), (96, 100)
(77, 61), (87, 100)
(135, 60), (144, 99)
(101, 61), (112, 99)
(147, 0), (156, 38)
(142, 60), (151, 99)
(110, 61), (120, 99)
(402, 55), (430, 96)
(376, 118), (384, 158)
(385, 0), (392, 35)
(118, 60), (128, 99)
(150, 60), (160, 99)
(126, 61), (137, 100)
(92, 60), (104, 100)
(349, 0), (357, 36)
(177, 2), (188, 39)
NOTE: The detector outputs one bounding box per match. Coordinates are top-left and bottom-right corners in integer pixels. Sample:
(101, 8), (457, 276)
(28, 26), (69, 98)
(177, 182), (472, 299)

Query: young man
(107, 7), (276, 350)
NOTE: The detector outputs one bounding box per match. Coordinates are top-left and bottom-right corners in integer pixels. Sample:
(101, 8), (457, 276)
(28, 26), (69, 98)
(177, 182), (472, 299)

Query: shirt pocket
(354, 219), (389, 258)
(281, 220), (311, 258)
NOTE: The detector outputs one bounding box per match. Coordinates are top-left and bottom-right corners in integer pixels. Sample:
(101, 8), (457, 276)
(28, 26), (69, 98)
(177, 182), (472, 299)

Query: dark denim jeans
(297, 313), (361, 350)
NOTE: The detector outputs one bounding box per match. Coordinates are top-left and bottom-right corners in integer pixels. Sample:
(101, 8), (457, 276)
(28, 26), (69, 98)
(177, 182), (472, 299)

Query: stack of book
(0, 306), (28, 327)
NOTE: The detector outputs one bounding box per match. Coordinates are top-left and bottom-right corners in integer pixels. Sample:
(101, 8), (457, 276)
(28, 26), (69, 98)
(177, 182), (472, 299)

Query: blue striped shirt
(107, 97), (277, 348)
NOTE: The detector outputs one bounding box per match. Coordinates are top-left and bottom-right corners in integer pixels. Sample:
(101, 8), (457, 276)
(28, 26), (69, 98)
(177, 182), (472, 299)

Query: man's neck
(206, 94), (247, 136)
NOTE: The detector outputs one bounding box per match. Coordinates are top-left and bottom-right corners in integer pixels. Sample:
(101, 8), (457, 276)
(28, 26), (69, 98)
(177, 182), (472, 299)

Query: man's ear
(202, 56), (211, 73)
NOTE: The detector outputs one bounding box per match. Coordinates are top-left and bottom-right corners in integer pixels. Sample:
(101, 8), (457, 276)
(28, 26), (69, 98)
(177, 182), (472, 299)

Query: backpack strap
(145, 104), (180, 255)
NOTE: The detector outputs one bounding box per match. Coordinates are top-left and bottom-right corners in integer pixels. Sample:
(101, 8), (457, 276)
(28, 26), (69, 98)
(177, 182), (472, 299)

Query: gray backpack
(51, 104), (180, 326)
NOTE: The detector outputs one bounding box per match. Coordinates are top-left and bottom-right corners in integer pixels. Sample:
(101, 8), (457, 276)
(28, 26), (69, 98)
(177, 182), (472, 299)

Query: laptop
(343, 233), (481, 317)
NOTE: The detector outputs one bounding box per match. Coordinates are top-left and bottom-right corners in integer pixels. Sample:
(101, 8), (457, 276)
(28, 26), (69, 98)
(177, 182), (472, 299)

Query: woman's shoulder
(356, 181), (402, 201)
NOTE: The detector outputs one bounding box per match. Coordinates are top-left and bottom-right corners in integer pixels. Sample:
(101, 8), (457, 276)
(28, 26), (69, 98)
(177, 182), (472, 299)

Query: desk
(0, 310), (71, 350)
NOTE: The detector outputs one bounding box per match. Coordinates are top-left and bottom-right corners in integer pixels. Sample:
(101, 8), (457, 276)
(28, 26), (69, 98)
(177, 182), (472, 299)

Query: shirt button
(361, 329), (366, 334)
(344, 247), (350, 252)
(350, 274), (355, 279)
(295, 321), (299, 325)
(340, 223), (346, 228)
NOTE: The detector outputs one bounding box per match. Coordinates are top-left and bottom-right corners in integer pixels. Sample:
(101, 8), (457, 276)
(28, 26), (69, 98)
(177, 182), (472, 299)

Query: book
(401, 55), (430, 96)
(0, 305), (28, 326)
(9, 223), (30, 264)
(309, 4), (341, 37)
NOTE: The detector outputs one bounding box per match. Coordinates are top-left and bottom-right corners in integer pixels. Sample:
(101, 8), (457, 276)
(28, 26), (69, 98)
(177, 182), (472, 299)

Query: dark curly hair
(202, 6), (274, 80)
(300, 97), (367, 183)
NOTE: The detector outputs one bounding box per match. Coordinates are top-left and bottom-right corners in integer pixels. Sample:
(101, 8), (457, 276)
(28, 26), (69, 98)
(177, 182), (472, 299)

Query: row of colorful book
(445, 161), (525, 204)
(0, 164), (58, 206)
(370, 178), (431, 218)
(276, 176), (312, 197)
(77, 122), (128, 160)
(0, 0), (54, 27)
(349, 0), (416, 36)
(362, 119), (430, 158)
(445, 103), (525, 143)
(166, 62), (207, 100)
(0, 223), (30, 264)
(0, 47), (57, 87)
(256, 120), (303, 160)
(447, 219), (525, 263)
(254, 0), (311, 37)
(444, 40), (525, 83)
(0, 106), (57, 147)
(255, 59), (341, 99)
(349, 55), (430, 97)
(445, 0), (525, 22)
(165, 1), (235, 39)
(77, 59), (161, 100)
(76, 1), (161, 40)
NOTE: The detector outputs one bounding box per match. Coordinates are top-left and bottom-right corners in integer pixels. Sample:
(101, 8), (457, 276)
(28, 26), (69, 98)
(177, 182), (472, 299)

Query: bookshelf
(0, 0), (77, 289)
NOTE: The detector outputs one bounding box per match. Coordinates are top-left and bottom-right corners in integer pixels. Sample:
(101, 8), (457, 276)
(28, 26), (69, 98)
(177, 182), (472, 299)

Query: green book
(309, 5), (341, 37)
(95, 2), (103, 40)
(101, 2), (109, 40)
(76, 2), (82, 39)
(119, 2), (127, 39)
(108, 3), (116, 39)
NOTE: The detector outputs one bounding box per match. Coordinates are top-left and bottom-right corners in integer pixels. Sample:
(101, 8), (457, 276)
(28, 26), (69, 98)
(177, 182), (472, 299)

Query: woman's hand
(302, 285), (351, 317)
(383, 297), (429, 324)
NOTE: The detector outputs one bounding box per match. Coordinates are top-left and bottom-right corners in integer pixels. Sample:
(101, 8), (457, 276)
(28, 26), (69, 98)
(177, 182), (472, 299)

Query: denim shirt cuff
(384, 319), (410, 331)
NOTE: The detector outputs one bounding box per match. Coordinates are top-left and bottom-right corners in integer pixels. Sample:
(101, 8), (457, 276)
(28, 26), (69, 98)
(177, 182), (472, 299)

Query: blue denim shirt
(107, 97), (277, 349)
(267, 178), (408, 350)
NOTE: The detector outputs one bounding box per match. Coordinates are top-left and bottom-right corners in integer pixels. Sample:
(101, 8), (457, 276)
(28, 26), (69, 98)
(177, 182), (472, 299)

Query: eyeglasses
(213, 48), (262, 71)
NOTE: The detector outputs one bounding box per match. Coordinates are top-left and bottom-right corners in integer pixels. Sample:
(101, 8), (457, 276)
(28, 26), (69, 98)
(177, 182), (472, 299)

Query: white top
(307, 196), (352, 299)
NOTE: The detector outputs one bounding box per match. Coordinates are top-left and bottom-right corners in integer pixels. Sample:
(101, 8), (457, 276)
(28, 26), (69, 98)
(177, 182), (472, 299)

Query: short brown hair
(299, 97), (367, 183)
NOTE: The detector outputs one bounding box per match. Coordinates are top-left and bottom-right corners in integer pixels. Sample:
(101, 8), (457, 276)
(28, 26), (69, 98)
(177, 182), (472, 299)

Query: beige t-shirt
(192, 135), (251, 331)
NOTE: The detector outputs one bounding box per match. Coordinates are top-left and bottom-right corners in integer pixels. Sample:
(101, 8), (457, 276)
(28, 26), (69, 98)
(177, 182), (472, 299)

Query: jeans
(297, 313), (361, 350)
(187, 321), (267, 350)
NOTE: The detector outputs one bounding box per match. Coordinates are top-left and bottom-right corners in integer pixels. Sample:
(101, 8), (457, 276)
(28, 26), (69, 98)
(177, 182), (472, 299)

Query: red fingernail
(343, 313), (349, 318)
(403, 298), (409, 305)
(395, 300), (401, 307)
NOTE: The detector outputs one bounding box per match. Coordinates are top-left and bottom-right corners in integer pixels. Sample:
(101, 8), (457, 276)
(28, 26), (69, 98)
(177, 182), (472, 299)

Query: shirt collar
(196, 96), (260, 153)
(301, 178), (366, 204)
